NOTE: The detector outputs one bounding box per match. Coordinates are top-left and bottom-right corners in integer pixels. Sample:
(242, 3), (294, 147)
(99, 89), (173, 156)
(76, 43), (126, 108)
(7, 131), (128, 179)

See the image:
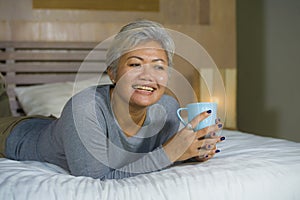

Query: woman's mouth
(132, 85), (156, 92)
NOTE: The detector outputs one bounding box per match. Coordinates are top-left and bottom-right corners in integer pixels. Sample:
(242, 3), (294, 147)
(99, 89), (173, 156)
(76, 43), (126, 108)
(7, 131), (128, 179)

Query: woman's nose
(138, 65), (155, 81)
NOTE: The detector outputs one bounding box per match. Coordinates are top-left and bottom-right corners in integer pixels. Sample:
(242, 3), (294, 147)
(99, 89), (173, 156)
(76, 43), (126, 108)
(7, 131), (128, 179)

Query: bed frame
(0, 41), (108, 116)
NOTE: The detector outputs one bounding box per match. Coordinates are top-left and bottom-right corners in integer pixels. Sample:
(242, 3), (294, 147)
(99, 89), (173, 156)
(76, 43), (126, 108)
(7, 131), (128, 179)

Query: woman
(0, 20), (224, 180)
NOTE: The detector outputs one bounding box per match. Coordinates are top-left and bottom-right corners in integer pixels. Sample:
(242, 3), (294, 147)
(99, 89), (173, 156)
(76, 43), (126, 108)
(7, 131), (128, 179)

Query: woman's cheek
(157, 74), (168, 87)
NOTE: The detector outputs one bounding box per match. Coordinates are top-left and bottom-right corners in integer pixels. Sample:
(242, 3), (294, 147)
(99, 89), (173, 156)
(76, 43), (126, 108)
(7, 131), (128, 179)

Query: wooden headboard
(0, 41), (107, 116)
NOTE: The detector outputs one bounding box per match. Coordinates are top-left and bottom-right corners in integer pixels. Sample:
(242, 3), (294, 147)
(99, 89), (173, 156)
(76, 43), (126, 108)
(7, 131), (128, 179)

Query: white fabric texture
(1, 129), (300, 200)
(14, 75), (112, 117)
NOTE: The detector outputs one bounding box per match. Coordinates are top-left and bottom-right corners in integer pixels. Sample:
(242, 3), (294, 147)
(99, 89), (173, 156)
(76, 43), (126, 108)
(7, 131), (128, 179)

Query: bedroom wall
(237, 0), (300, 142)
(0, 0), (237, 128)
(0, 0), (236, 68)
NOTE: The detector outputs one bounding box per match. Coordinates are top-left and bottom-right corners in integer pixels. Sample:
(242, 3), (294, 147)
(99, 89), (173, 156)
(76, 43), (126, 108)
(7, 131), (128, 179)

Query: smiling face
(108, 41), (169, 109)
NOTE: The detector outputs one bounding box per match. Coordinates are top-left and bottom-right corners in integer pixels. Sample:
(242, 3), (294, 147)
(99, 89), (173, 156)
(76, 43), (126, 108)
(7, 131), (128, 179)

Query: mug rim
(186, 102), (217, 106)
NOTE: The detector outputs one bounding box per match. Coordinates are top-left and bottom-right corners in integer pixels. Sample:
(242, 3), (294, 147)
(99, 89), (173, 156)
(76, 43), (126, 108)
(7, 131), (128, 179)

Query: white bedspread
(1, 130), (300, 200)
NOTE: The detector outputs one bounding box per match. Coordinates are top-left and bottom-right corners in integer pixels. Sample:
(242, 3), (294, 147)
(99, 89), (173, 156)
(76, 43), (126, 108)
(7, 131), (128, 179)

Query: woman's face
(110, 41), (169, 109)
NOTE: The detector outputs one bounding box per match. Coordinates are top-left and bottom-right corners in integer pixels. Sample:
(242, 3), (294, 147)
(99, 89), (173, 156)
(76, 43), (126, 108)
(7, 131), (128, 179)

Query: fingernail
(211, 132), (216, 137)
(205, 154), (209, 158)
(218, 124), (223, 128)
(220, 136), (226, 141)
(215, 149), (221, 153)
(206, 144), (212, 149)
(206, 110), (212, 114)
(215, 118), (221, 124)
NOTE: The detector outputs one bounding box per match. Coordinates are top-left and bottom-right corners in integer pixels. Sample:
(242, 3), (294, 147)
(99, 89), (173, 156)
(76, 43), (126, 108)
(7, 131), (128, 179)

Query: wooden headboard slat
(0, 41), (101, 49)
(5, 74), (98, 85)
(0, 51), (106, 62)
(0, 63), (106, 73)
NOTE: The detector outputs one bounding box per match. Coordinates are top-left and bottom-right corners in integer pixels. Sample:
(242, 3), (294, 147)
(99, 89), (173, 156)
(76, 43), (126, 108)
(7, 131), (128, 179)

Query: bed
(1, 41), (300, 200)
(1, 130), (300, 200)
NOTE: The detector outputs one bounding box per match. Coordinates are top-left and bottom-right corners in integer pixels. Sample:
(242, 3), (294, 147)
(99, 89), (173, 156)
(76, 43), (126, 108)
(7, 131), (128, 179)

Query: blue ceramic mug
(177, 102), (217, 130)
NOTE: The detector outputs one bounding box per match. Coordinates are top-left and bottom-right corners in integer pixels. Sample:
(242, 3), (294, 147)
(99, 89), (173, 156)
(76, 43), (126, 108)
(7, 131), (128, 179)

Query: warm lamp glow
(210, 96), (219, 104)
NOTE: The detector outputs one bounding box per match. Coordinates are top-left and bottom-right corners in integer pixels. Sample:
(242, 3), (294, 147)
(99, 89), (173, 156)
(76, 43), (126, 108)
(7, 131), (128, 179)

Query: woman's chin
(130, 93), (161, 107)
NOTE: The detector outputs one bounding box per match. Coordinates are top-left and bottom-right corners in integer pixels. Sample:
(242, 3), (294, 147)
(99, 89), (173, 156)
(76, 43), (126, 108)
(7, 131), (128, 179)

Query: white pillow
(15, 75), (112, 118)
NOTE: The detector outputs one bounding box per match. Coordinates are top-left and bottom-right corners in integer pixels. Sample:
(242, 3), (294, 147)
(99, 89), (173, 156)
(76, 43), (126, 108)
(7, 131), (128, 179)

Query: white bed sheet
(1, 130), (300, 200)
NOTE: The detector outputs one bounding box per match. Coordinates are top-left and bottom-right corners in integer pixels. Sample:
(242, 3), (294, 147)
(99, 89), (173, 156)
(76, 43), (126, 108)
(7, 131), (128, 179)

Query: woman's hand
(163, 110), (224, 163)
(194, 131), (223, 162)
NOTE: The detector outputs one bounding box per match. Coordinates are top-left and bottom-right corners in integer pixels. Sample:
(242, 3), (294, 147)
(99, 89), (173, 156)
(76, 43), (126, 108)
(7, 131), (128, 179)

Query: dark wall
(237, 0), (300, 142)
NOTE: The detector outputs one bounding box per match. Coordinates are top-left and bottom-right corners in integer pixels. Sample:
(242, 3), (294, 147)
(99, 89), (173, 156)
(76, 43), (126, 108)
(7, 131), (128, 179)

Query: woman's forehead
(122, 41), (167, 59)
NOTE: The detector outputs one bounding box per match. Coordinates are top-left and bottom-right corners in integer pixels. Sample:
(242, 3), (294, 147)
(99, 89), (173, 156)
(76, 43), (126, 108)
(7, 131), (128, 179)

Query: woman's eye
(129, 63), (141, 67)
(154, 65), (166, 70)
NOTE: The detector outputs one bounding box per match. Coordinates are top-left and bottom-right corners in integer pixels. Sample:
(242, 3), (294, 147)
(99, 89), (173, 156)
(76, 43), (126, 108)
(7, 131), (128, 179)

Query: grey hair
(105, 20), (175, 76)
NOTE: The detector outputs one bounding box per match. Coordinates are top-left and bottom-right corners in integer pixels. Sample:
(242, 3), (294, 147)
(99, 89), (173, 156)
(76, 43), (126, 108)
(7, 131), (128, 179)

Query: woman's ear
(106, 66), (116, 84)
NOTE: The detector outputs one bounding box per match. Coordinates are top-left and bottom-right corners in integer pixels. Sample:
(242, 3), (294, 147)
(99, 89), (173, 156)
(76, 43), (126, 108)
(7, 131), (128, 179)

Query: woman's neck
(110, 88), (147, 137)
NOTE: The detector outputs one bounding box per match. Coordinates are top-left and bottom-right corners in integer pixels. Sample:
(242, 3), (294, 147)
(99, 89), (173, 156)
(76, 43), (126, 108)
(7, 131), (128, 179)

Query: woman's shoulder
(157, 94), (180, 110)
(63, 85), (111, 112)
(71, 84), (110, 99)
(160, 94), (179, 104)
(58, 85), (114, 125)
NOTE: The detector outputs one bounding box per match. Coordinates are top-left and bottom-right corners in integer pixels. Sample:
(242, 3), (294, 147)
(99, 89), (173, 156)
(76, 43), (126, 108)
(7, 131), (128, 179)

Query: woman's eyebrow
(151, 58), (166, 63)
(127, 56), (166, 63)
(127, 56), (143, 61)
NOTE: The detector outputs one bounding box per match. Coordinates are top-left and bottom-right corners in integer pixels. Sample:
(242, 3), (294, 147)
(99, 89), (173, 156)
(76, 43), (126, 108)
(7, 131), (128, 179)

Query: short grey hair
(105, 20), (175, 75)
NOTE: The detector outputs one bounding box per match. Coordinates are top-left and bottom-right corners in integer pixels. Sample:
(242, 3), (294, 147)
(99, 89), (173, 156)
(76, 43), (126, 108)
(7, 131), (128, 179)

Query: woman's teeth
(133, 85), (154, 92)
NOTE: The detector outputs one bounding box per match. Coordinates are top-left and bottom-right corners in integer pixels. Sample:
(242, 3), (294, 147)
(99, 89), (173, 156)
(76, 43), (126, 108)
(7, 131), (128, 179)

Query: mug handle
(176, 107), (188, 125)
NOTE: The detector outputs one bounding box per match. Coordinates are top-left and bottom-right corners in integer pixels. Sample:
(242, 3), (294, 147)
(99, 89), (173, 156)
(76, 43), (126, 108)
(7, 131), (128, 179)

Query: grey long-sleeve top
(5, 85), (180, 180)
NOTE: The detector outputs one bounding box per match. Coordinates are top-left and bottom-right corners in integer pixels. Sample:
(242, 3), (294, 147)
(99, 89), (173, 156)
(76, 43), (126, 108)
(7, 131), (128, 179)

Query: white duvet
(1, 130), (300, 200)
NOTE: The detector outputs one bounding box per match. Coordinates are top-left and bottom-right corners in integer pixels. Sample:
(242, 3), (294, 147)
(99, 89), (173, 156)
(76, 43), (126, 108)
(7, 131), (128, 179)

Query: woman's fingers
(186, 111), (224, 159)
(196, 136), (224, 158)
(184, 110), (212, 131)
(197, 145), (220, 160)
(184, 110), (223, 138)
(195, 121), (223, 139)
